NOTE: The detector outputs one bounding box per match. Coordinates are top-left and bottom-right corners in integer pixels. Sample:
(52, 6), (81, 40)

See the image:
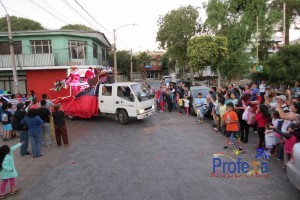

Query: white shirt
(183, 99), (190, 107)
(259, 83), (266, 93)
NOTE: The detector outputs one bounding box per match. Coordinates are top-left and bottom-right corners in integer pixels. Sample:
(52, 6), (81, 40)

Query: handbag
(247, 111), (256, 125)
(242, 106), (249, 121)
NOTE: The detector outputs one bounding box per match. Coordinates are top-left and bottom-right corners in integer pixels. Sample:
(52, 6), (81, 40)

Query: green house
(0, 29), (111, 94)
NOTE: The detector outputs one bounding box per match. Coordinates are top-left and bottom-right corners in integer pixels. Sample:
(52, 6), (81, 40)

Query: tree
(187, 35), (228, 87)
(204, 0), (280, 82)
(137, 51), (151, 80)
(157, 6), (201, 81)
(107, 50), (131, 75)
(0, 16), (44, 31)
(60, 24), (94, 31)
(264, 44), (300, 86)
(161, 52), (176, 71)
(269, 0), (300, 45)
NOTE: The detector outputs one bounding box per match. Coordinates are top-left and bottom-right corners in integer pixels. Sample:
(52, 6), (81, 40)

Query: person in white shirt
(183, 96), (190, 115)
(8, 94), (19, 111)
(259, 80), (266, 103)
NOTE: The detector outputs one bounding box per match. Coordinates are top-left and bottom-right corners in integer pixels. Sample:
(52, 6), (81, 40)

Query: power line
(38, 0), (75, 24)
(5, 7), (29, 18)
(27, 0), (69, 24)
(0, 0), (8, 14)
(62, 0), (98, 30)
(74, 0), (113, 35)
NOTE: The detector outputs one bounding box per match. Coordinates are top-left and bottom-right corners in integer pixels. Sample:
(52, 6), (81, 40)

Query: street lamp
(113, 23), (137, 82)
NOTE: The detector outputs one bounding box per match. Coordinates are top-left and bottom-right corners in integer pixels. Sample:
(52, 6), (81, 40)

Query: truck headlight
(137, 108), (144, 114)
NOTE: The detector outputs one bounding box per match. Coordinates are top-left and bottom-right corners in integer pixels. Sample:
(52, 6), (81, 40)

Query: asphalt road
(20, 109), (300, 200)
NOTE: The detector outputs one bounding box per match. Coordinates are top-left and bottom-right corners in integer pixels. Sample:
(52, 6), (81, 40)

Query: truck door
(115, 86), (136, 117)
(99, 85), (115, 114)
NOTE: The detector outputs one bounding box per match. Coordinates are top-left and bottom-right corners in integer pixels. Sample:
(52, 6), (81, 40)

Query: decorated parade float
(51, 66), (114, 119)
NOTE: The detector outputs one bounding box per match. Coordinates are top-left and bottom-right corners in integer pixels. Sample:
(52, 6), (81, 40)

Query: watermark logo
(211, 148), (270, 178)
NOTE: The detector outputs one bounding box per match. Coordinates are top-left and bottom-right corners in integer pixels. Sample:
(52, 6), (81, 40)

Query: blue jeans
(29, 131), (42, 158)
(19, 130), (29, 156)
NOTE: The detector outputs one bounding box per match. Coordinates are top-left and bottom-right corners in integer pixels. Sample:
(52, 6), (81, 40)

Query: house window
(93, 43), (98, 58)
(68, 41), (86, 59)
(0, 41), (22, 55)
(30, 40), (52, 54)
(102, 48), (106, 62)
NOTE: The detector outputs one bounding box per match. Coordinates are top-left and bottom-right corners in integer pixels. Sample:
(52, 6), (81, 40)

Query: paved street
(11, 110), (299, 200)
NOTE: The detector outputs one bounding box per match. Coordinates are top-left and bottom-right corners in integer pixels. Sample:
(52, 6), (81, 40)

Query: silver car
(287, 143), (300, 190)
(189, 86), (210, 116)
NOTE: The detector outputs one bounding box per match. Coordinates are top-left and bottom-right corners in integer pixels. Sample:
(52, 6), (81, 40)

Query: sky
(0, 0), (299, 52)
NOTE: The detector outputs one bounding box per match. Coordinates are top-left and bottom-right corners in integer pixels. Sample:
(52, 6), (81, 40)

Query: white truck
(98, 82), (155, 124)
(59, 82), (156, 125)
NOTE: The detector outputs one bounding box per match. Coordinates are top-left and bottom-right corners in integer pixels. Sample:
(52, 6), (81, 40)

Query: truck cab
(98, 82), (155, 124)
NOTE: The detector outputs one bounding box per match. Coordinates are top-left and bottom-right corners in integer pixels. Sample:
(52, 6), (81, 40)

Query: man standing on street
(13, 103), (30, 156)
(38, 100), (52, 147)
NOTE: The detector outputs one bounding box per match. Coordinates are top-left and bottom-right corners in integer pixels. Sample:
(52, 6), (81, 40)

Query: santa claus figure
(68, 67), (81, 96)
(83, 67), (95, 82)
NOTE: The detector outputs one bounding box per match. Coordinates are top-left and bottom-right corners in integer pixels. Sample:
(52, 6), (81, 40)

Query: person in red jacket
(254, 104), (270, 148)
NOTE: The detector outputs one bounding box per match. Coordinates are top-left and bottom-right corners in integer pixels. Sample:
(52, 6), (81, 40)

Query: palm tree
(137, 51), (151, 79)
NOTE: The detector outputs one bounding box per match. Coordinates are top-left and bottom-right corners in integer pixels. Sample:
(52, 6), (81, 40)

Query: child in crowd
(159, 89), (164, 112)
(178, 95), (184, 114)
(223, 102), (243, 151)
(183, 96), (190, 116)
(155, 89), (161, 111)
(7, 104), (14, 116)
(28, 98), (38, 110)
(195, 93), (205, 124)
(1, 103), (12, 141)
(265, 111), (280, 154)
(254, 104), (270, 148)
(0, 143), (23, 198)
(218, 98), (226, 134)
(0, 102), (3, 138)
(52, 105), (69, 147)
(265, 122), (276, 154)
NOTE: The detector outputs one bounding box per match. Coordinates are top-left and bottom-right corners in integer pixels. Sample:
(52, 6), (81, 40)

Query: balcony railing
(0, 52), (104, 68)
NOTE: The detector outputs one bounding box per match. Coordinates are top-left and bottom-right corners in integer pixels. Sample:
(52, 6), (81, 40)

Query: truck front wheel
(118, 110), (129, 125)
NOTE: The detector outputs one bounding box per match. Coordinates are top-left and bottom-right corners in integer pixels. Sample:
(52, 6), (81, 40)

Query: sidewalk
(3, 119), (89, 200)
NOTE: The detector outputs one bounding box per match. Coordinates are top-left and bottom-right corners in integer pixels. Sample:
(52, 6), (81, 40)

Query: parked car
(163, 76), (172, 87)
(287, 143), (300, 190)
(189, 86), (210, 116)
(176, 80), (193, 88)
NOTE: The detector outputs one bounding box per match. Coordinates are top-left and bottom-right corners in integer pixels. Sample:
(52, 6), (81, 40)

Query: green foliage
(161, 52), (176, 71)
(0, 16), (44, 31)
(269, 0), (300, 44)
(187, 35), (228, 71)
(157, 6), (201, 66)
(204, 0), (281, 80)
(60, 24), (94, 31)
(137, 51), (151, 67)
(107, 50), (131, 75)
(264, 45), (300, 85)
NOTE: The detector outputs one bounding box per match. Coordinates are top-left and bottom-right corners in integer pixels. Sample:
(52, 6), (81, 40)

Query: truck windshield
(131, 84), (152, 102)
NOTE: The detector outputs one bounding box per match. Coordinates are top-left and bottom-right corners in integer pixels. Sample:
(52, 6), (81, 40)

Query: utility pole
(113, 29), (117, 82)
(256, 16), (259, 64)
(283, 2), (286, 46)
(7, 14), (19, 94)
(130, 48), (133, 81)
